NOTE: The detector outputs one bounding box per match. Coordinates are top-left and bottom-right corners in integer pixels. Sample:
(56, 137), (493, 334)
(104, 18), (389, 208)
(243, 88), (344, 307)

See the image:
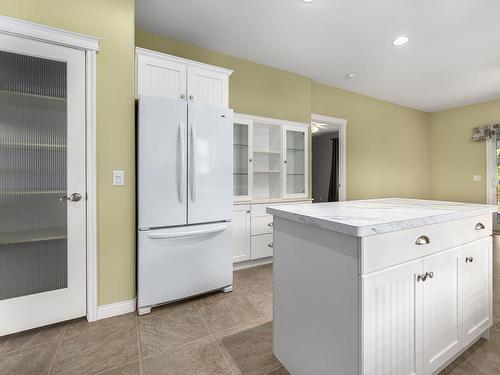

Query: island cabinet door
(361, 259), (423, 375)
(421, 246), (461, 375)
(459, 237), (492, 346)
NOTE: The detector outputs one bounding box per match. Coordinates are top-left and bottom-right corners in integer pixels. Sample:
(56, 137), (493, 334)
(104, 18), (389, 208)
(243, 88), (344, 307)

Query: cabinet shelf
(0, 190), (65, 196)
(254, 170), (281, 173)
(1, 142), (67, 150)
(234, 172), (248, 175)
(0, 89), (66, 102)
(253, 149), (281, 154)
(0, 227), (66, 246)
(286, 148), (305, 152)
(233, 144), (248, 147)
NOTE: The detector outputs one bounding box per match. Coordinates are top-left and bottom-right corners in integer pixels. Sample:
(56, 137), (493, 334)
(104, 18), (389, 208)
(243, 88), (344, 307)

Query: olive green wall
(136, 28), (312, 123)
(0, 0), (137, 305)
(312, 83), (431, 199)
(137, 28), (432, 201)
(429, 99), (500, 203)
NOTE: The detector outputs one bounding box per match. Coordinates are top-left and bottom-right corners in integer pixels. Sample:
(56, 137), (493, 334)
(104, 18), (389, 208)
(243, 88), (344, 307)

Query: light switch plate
(473, 175), (481, 182)
(113, 170), (125, 186)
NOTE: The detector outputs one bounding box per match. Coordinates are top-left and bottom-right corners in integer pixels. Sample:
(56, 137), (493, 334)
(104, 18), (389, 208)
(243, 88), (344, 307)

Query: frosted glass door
(0, 34), (86, 335)
(233, 118), (252, 200)
(284, 126), (308, 198)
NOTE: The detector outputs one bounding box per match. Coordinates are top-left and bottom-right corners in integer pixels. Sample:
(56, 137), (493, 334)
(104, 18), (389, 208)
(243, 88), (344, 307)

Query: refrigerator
(137, 96), (233, 315)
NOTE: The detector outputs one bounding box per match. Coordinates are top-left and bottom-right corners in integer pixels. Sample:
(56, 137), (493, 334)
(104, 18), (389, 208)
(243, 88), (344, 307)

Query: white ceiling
(136, 0), (500, 112)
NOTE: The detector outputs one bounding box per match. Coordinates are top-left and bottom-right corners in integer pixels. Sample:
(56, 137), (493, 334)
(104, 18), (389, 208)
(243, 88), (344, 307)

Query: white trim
(96, 299), (137, 320)
(235, 112), (309, 129)
(85, 50), (98, 322)
(311, 113), (348, 201)
(136, 47), (232, 76)
(233, 257), (273, 271)
(0, 15), (99, 51)
(485, 137), (497, 206)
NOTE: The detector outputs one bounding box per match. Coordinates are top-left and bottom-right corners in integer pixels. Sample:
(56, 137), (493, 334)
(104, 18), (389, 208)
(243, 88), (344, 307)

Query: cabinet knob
(268, 222), (274, 227)
(189, 95), (194, 100)
(284, 160), (288, 164)
(415, 235), (430, 246)
(417, 273), (427, 282)
(466, 256), (474, 263)
(428, 271), (434, 279)
(180, 94), (186, 99)
(249, 158), (253, 162)
(475, 223), (485, 230)
(268, 242), (274, 248)
(246, 210), (250, 214)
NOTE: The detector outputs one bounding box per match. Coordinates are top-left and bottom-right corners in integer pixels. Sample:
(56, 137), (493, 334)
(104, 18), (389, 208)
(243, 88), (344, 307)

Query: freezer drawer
(138, 222), (233, 309)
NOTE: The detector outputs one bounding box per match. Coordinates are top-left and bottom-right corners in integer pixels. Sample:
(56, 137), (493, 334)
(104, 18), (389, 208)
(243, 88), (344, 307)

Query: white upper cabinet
(136, 48), (231, 107)
(187, 66), (229, 107)
(233, 113), (309, 202)
(137, 53), (187, 100)
(283, 124), (309, 199)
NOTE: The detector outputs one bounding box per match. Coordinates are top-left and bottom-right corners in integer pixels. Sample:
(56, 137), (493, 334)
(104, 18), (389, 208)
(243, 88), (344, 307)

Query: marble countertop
(266, 198), (497, 237)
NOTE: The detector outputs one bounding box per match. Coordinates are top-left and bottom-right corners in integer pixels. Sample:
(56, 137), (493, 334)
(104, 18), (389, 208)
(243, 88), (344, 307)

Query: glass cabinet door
(283, 126), (308, 198)
(233, 118), (252, 200)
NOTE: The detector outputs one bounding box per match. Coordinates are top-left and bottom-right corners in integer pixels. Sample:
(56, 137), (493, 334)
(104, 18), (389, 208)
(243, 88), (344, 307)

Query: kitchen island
(267, 198), (496, 375)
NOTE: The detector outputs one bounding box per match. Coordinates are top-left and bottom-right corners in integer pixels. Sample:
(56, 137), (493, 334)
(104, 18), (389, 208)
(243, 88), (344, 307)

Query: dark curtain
(328, 138), (339, 202)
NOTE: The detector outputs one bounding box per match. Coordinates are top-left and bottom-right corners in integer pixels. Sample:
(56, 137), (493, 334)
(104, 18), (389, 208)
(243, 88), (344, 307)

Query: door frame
(485, 137), (497, 205)
(0, 15), (100, 322)
(311, 113), (347, 201)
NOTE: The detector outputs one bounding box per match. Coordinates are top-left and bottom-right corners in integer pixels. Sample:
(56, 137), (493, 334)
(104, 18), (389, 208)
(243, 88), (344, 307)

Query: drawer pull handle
(268, 222), (274, 227)
(475, 223), (485, 230)
(415, 235), (430, 246)
(268, 242), (274, 248)
(466, 256), (474, 263)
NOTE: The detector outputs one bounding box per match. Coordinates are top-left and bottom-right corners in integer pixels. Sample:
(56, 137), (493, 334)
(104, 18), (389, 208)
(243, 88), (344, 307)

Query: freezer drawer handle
(147, 224), (228, 239)
(177, 123), (186, 203)
(190, 122), (197, 202)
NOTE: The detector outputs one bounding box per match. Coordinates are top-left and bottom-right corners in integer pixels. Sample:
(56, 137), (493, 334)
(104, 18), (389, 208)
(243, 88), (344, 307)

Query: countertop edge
(266, 205), (497, 237)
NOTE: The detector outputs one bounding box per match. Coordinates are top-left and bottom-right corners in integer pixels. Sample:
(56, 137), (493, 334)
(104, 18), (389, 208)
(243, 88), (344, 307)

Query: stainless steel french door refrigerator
(137, 96), (233, 315)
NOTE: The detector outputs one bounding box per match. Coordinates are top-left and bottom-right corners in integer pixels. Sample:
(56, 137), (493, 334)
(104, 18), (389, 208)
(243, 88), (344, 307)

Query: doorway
(311, 114), (346, 202)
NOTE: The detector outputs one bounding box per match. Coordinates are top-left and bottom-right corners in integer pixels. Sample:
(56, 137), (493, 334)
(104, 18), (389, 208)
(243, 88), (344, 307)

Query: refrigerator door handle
(178, 123), (186, 203)
(147, 224), (229, 239)
(190, 122), (197, 202)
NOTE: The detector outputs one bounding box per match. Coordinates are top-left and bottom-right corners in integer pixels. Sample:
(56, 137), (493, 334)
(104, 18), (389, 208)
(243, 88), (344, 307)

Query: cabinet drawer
(462, 214), (492, 244)
(251, 234), (274, 259)
(360, 219), (463, 274)
(251, 216), (274, 235)
(251, 204), (272, 218)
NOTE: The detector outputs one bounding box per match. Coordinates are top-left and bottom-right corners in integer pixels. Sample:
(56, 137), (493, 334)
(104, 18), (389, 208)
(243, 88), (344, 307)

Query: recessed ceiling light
(300, 0), (317, 3)
(345, 73), (356, 79)
(392, 35), (410, 46)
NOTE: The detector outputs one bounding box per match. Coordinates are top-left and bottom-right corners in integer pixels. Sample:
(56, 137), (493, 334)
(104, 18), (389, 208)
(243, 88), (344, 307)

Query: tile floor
(1, 237), (500, 375)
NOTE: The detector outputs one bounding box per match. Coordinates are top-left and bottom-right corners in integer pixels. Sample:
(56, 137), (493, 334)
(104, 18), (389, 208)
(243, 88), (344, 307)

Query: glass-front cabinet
(232, 114), (308, 201)
(283, 125), (308, 199)
(233, 116), (252, 201)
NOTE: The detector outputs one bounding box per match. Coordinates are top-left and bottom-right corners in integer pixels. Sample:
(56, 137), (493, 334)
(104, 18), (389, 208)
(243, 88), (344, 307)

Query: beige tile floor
(1, 237), (499, 375)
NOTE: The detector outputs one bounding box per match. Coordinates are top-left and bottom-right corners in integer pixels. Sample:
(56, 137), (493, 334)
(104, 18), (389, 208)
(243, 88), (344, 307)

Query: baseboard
(234, 257), (273, 271)
(96, 299), (136, 320)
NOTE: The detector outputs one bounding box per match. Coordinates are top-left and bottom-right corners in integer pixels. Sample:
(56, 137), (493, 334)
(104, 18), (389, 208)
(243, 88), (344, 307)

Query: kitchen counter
(269, 198), (495, 375)
(267, 197), (496, 236)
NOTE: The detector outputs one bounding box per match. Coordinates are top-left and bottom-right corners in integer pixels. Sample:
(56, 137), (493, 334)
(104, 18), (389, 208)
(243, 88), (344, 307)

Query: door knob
(60, 193), (82, 202)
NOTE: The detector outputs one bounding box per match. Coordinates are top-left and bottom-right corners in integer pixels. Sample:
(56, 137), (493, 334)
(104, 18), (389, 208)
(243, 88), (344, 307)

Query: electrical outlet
(113, 170), (125, 186)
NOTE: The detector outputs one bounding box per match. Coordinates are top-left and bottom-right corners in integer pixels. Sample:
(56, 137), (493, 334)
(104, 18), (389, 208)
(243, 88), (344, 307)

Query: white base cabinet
(273, 214), (493, 375)
(232, 200), (311, 263)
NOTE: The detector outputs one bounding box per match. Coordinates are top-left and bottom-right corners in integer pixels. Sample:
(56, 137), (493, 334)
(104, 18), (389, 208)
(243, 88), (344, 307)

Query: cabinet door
(361, 259), (423, 375)
(187, 66), (229, 107)
(421, 247), (461, 374)
(232, 206), (251, 263)
(460, 237), (492, 345)
(137, 54), (187, 100)
(233, 116), (253, 201)
(283, 125), (308, 199)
